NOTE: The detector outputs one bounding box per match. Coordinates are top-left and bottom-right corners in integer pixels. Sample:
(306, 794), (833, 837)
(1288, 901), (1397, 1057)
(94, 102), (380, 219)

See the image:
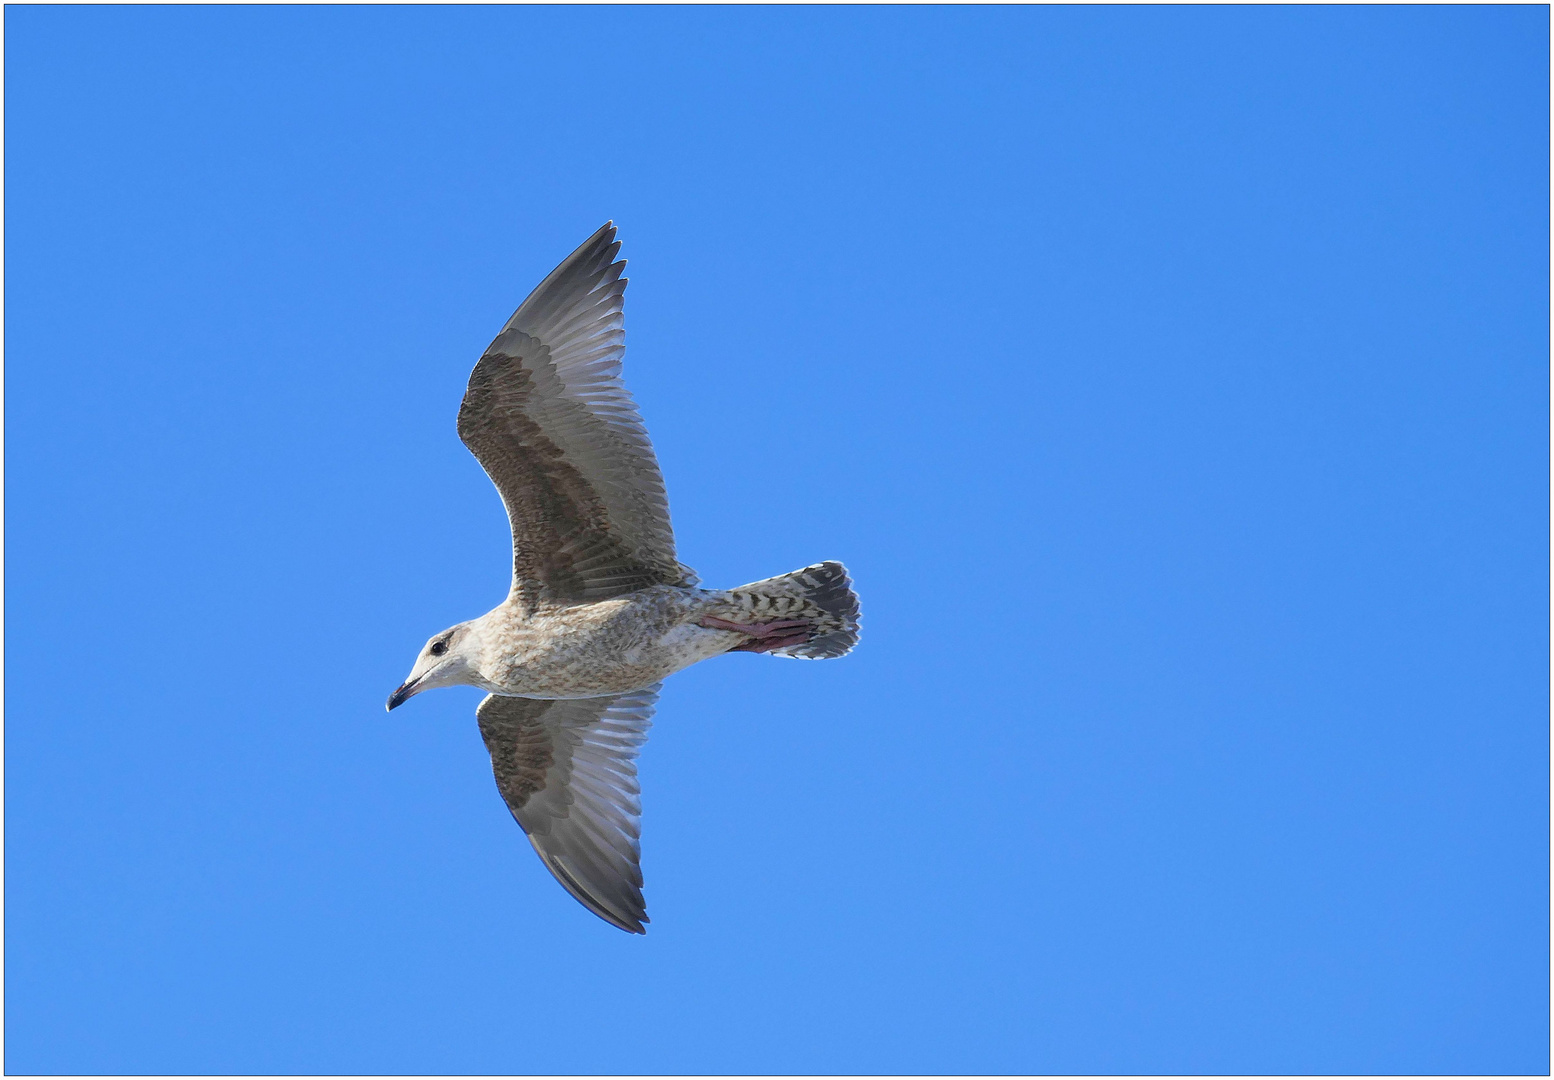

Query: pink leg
(699, 615), (814, 654)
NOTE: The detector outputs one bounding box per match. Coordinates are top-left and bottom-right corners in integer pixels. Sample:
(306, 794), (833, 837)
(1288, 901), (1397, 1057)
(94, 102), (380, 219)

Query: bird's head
(387, 623), (479, 710)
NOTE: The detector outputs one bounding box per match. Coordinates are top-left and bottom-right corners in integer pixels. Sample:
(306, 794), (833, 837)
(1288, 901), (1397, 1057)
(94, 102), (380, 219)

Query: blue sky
(5, 5), (1547, 1074)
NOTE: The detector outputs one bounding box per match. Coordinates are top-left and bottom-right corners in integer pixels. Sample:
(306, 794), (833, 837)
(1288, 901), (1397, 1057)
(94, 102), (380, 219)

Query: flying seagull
(388, 222), (860, 934)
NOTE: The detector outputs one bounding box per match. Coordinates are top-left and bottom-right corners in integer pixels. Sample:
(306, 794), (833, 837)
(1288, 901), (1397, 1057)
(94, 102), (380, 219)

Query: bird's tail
(726, 561), (861, 659)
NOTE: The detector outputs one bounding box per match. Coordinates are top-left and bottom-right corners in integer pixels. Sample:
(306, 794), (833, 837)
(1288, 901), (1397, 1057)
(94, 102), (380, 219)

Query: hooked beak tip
(386, 682), (415, 712)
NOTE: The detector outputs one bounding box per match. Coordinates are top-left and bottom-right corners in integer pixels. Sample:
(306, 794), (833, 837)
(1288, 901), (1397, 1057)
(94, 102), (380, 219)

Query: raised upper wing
(475, 687), (659, 934)
(457, 223), (695, 612)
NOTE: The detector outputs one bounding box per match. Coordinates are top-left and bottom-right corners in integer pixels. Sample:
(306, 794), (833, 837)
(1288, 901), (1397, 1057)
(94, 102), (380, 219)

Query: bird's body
(389, 223), (859, 934)
(460, 567), (860, 700)
(462, 586), (724, 700)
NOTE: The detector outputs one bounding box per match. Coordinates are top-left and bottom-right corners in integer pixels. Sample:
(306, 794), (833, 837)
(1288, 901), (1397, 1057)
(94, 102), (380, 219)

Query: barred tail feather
(732, 561), (861, 659)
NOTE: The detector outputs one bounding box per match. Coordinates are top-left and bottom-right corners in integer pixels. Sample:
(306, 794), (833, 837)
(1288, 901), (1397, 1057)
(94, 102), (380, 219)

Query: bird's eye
(430, 640), (448, 657)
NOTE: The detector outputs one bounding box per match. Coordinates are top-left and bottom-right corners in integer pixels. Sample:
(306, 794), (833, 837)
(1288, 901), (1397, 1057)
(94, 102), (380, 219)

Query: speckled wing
(476, 687), (658, 934)
(458, 222), (696, 611)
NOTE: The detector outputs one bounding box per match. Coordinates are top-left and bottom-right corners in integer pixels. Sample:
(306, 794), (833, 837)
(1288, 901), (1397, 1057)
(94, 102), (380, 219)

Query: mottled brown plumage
(389, 223), (860, 934)
(476, 691), (654, 933)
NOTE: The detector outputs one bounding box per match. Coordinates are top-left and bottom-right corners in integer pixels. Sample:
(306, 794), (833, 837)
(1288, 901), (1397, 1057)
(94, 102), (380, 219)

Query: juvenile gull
(387, 222), (860, 934)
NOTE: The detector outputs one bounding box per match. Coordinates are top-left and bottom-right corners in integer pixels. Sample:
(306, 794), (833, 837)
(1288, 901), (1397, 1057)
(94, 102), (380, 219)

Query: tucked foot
(699, 615), (815, 654)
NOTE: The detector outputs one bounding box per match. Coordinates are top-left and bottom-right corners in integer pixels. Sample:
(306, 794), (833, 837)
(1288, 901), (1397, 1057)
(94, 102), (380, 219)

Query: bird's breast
(480, 587), (716, 698)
